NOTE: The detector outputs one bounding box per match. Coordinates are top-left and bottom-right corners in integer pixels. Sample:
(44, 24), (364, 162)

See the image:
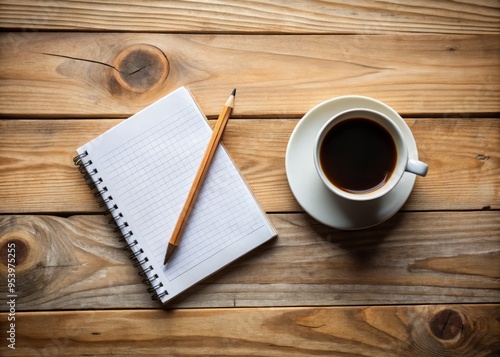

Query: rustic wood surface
(0, 33), (499, 117)
(1, 305), (499, 357)
(0, 213), (499, 310)
(0, 118), (498, 213)
(0, 1), (499, 356)
(1, 0), (499, 34)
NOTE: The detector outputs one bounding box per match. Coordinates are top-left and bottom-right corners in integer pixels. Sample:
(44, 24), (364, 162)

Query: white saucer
(285, 96), (418, 230)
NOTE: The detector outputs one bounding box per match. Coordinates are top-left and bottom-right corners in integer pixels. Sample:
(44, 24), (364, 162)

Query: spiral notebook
(74, 87), (277, 304)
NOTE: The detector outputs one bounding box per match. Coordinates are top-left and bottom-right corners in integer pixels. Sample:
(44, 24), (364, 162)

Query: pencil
(164, 88), (236, 265)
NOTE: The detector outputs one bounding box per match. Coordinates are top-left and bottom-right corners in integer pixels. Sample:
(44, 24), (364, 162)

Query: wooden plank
(0, 33), (499, 117)
(0, 305), (498, 356)
(1, 0), (499, 34)
(0, 212), (498, 310)
(0, 118), (498, 214)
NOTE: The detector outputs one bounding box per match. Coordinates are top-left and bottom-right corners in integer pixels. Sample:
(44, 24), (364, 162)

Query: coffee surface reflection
(319, 118), (397, 194)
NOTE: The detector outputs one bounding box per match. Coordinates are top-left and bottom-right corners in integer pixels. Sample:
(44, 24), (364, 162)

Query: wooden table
(1, 1), (499, 356)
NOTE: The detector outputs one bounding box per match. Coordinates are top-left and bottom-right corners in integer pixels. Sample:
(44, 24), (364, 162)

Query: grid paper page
(78, 87), (276, 302)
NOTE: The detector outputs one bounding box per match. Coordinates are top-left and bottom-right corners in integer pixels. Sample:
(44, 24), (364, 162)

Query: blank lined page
(77, 87), (276, 303)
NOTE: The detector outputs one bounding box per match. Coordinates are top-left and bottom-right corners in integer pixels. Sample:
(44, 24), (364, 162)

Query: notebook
(74, 87), (277, 304)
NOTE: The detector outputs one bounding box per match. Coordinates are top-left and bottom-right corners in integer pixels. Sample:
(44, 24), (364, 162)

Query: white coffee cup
(313, 108), (427, 201)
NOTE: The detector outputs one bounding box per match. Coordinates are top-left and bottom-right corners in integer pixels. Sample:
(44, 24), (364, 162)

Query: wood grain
(1, 33), (499, 117)
(0, 0), (499, 34)
(0, 118), (498, 214)
(0, 213), (498, 310)
(0, 305), (498, 356)
(1, 2), (498, 356)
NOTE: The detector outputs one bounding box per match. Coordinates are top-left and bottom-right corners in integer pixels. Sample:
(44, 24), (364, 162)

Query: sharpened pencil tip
(164, 243), (177, 265)
(225, 89), (236, 107)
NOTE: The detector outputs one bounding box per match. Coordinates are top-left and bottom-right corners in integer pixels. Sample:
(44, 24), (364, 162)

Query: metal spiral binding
(124, 239), (138, 249)
(129, 249), (144, 259)
(119, 231), (134, 243)
(123, 231), (133, 239)
(133, 257), (149, 268)
(113, 222), (128, 232)
(108, 213), (123, 224)
(73, 152), (168, 301)
(147, 282), (163, 293)
(94, 187), (108, 198)
(73, 151), (88, 165)
(151, 290), (168, 300)
(142, 274), (159, 285)
(138, 265), (154, 275)
(88, 178), (103, 191)
(99, 196), (114, 207)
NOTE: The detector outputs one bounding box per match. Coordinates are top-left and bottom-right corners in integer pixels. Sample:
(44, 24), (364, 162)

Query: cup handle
(406, 159), (428, 177)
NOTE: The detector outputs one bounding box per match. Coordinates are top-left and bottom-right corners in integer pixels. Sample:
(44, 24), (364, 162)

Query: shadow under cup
(313, 109), (428, 201)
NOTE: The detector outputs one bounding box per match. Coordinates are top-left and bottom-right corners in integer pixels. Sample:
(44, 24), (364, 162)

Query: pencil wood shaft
(164, 89), (236, 265)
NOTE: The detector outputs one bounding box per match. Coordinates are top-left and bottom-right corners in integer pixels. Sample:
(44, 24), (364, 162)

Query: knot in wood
(0, 238), (28, 267)
(112, 44), (169, 93)
(429, 309), (463, 341)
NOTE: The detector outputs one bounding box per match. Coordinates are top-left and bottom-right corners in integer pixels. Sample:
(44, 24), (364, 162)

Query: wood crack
(34, 52), (131, 75)
(126, 64), (149, 76)
(295, 322), (326, 329)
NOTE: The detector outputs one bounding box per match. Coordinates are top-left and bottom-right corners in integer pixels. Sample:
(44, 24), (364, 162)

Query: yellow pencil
(164, 89), (236, 265)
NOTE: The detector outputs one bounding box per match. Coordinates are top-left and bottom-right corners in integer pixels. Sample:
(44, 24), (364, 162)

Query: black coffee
(319, 118), (397, 194)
